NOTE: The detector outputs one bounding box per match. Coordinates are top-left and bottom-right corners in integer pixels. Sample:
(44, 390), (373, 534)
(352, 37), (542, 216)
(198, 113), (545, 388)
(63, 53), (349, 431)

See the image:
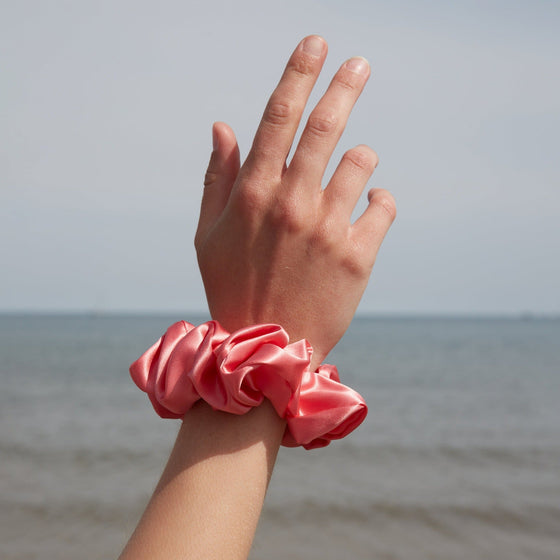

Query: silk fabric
(130, 321), (367, 449)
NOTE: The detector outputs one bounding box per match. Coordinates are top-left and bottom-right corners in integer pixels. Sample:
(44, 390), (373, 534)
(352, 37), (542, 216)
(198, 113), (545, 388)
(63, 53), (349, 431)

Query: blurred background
(1, 2), (559, 560)
(2, 0), (558, 316)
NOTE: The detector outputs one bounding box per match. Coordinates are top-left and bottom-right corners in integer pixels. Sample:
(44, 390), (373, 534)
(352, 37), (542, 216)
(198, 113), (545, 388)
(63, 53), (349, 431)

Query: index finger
(244, 35), (327, 181)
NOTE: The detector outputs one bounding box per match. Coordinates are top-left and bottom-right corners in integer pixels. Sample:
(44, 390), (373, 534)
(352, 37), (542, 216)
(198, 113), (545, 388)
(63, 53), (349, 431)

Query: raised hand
(195, 35), (396, 370)
(121, 36), (397, 560)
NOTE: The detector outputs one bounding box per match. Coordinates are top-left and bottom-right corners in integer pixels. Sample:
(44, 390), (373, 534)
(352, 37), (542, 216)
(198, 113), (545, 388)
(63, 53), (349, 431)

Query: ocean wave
(4, 438), (559, 474)
(329, 441), (560, 469)
(0, 495), (144, 526)
(0, 440), (166, 467)
(263, 499), (560, 538)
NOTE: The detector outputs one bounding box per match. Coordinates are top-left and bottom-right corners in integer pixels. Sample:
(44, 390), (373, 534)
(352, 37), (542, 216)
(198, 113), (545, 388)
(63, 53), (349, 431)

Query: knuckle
(343, 148), (377, 173)
(309, 221), (336, 251)
(269, 195), (307, 233)
(238, 184), (265, 211)
(287, 55), (316, 78)
(263, 99), (294, 127)
(193, 230), (204, 253)
(233, 179), (270, 218)
(371, 189), (397, 221)
(307, 112), (337, 138)
(341, 242), (370, 277)
(307, 213), (345, 254)
(203, 171), (218, 187)
(335, 72), (361, 92)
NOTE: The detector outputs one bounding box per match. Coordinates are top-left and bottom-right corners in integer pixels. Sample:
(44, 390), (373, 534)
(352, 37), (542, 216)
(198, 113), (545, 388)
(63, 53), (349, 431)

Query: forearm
(119, 400), (285, 560)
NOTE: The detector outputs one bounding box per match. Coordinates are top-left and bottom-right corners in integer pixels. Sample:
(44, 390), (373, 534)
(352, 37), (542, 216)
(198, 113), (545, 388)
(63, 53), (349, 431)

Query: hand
(195, 35), (396, 369)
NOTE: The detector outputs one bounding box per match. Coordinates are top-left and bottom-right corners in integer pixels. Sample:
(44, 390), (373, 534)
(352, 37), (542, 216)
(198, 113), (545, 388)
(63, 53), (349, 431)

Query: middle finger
(286, 57), (370, 189)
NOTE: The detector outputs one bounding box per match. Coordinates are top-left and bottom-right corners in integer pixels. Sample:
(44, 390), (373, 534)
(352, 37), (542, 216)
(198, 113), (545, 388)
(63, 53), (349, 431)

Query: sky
(1, 0), (559, 315)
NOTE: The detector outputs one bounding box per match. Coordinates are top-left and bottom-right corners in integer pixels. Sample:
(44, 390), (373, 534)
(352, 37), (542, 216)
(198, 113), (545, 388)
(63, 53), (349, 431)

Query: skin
(119, 35), (396, 560)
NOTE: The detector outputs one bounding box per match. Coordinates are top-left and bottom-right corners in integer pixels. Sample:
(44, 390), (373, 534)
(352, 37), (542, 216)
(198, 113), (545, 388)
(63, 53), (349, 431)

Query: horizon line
(0, 310), (558, 320)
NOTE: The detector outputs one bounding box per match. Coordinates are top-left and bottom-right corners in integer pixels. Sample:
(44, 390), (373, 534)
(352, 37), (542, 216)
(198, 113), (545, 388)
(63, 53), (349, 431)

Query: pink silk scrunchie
(130, 321), (367, 449)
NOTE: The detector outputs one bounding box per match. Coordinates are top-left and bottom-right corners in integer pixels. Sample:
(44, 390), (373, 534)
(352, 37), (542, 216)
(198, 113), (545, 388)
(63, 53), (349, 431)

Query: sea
(1, 314), (559, 560)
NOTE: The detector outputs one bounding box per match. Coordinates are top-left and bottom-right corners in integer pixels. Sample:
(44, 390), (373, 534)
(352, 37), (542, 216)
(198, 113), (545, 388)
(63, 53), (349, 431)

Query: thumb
(196, 122), (240, 243)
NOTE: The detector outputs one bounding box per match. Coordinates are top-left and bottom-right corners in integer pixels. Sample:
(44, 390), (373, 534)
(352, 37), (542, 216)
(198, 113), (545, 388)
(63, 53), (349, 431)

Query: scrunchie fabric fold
(130, 321), (367, 449)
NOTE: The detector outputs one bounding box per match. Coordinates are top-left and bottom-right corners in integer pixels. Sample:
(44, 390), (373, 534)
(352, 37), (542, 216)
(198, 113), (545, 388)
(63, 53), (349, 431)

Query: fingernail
(212, 125), (219, 151)
(345, 57), (369, 75)
(302, 36), (324, 57)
